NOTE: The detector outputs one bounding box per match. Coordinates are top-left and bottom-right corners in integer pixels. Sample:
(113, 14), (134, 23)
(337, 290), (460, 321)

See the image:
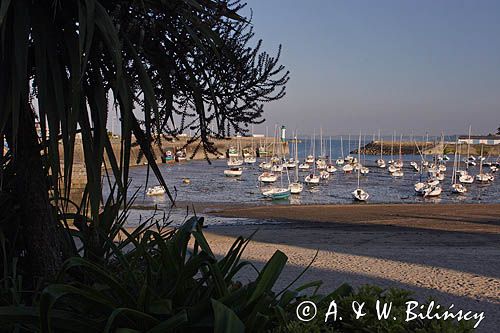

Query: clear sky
(245, 0), (500, 136)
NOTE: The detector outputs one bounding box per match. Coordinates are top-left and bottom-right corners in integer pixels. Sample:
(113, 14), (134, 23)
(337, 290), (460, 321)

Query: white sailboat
(224, 167), (243, 177)
(336, 136), (345, 165)
(376, 130), (386, 168)
(289, 134), (304, 194)
(326, 136), (337, 173)
(476, 145), (494, 182)
(352, 134), (369, 201)
(393, 134), (404, 168)
(263, 166), (291, 200)
(345, 134), (354, 163)
(227, 137), (243, 166)
(460, 126), (474, 184)
(258, 172), (277, 183)
(244, 129), (257, 164)
(451, 142), (467, 194)
(305, 132), (320, 184)
(359, 134), (369, 175)
(146, 185), (166, 196)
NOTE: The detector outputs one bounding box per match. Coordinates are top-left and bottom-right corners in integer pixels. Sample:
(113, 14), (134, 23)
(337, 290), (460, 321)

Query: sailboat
(476, 145), (494, 182)
(224, 167), (243, 177)
(146, 185), (166, 196)
(316, 128), (327, 170)
(305, 132), (320, 184)
(359, 134), (369, 175)
(336, 136), (345, 165)
(352, 134), (369, 201)
(326, 136), (337, 173)
(376, 130), (386, 168)
(227, 137), (243, 166)
(289, 134), (304, 194)
(244, 126), (257, 164)
(345, 134), (354, 163)
(451, 141), (467, 194)
(459, 126), (474, 184)
(263, 167), (291, 200)
(393, 134), (404, 168)
(298, 135), (311, 171)
(389, 134), (404, 177)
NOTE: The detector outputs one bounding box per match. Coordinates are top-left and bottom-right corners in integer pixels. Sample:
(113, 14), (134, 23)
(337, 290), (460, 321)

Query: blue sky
(245, 0), (500, 136)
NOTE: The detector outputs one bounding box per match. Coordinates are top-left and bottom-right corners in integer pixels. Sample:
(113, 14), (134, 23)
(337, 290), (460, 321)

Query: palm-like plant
(0, 0), (288, 280)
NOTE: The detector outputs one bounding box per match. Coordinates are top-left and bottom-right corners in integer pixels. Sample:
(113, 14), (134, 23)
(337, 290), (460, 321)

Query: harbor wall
(355, 140), (500, 156)
(65, 136), (288, 190)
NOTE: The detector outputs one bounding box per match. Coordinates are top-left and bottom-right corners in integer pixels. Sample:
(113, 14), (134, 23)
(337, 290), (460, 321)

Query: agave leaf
(0, 306), (102, 332)
(57, 257), (136, 307)
(211, 299), (244, 333)
(103, 308), (160, 333)
(146, 310), (188, 333)
(247, 250), (287, 305)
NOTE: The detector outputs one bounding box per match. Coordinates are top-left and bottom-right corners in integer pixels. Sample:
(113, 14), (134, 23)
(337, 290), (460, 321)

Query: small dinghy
(423, 185), (442, 197)
(451, 183), (467, 194)
(244, 156), (256, 164)
(388, 164), (399, 174)
(342, 164), (354, 173)
(259, 161), (272, 170)
(319, 170), (330, 180)
(326, 165), (337, 173)
(289, 182), (304, 194)
(258, 172), (277, 183)
(376, 159), (386, 168)
(298, 163), (310, 171)
(360, 166), (369, 175)
(459, 174), (474, 184)
(391, 169), (404, 178)
(336, 158), (345, 166)
(224, 167), (243, 177)
(352, 188), (369, 201)
(227, 158), (243, 166)
(146, 185), (166, 196)
(414, 182), (426, 194)
(305, 173), (320, 184)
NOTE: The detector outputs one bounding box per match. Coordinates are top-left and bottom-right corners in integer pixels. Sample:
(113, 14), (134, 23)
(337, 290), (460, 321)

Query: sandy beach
(199, 203), (500, 331)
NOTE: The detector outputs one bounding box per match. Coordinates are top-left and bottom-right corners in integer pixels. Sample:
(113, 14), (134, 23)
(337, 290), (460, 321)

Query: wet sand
(200, 203), (500, 331)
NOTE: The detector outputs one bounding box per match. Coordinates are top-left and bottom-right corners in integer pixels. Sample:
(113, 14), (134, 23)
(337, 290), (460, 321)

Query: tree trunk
(9, 107), (64, 282)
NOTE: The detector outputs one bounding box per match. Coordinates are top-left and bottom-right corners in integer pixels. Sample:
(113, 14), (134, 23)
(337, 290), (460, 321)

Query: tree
(0, 0), (288, 281)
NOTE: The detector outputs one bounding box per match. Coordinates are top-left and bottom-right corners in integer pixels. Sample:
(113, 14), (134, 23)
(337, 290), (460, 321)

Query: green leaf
(146, 310), (188, 333)
(211, 299), (245, 333)
(247, 250), (288, 304)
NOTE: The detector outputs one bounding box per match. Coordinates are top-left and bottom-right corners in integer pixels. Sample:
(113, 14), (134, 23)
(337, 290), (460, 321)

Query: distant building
(458, 135), (500, 145)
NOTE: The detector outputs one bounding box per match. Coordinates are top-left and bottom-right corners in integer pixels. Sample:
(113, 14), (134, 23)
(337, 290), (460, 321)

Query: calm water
(124, 139), (499, 226)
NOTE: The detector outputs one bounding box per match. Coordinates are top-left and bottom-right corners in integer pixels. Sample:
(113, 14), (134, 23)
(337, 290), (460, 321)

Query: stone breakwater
(65, 136), (287, 189)
(353, 141), (500, 156)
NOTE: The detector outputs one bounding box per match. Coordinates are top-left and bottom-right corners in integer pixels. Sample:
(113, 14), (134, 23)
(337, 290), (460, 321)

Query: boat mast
(357, 133), (361, 188)
(479, 144), (484, 175)
(399, 134), (403, 163)
(391, 131), (395, 161)
(348, 134), (351, 156)
(466, 125), (471, 170)
(320, 128), (323, 157)
(295, 133), (299, 182)
(312, 132), (316, 175)
(452, 140), (458, 185)
(379, 130), (383, 159)
(329, 136), (332, 164)
(340, 136), (344, 158)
